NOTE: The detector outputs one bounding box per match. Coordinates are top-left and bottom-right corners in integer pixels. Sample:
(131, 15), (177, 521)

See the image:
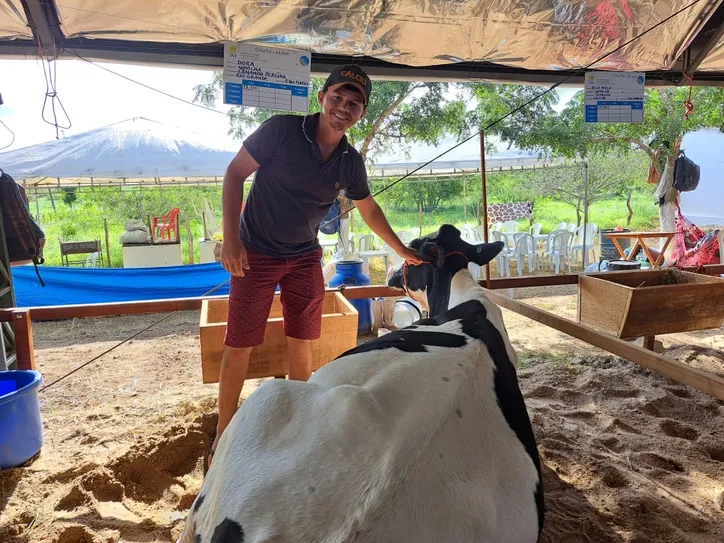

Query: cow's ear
(419, 242), (445, 269)
(469, 241), (504, 266)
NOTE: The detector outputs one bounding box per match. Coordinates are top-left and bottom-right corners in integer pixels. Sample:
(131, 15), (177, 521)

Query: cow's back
(187, 302), (541, 542)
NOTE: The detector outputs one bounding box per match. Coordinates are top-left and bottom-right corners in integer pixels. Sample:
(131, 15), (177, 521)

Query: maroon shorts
(224, 248), (325, 348)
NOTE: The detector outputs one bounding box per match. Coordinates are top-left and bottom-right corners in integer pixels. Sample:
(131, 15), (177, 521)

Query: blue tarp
(10, 263), (232, 307)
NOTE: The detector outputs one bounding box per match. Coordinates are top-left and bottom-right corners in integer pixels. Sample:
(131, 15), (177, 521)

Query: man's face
(318, 84), (366, 133)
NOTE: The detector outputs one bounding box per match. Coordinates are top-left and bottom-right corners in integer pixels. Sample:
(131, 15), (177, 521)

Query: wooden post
(34, 187), (41, 223)
(202, 211), (209, 240)
(480, 131), (491, 289)
(644, 335), (656, 351)
(186, 216), (194, 264)
(463, 176), (467, 220)
(418, 202), (423, 235)
(147, 214), (154, 243)
(47, 187), (56, 212)
(103, 218), (111, 267)
(12, 310), (35, 370)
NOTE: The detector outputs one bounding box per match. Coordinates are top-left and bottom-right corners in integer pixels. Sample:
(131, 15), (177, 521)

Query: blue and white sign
(223, 42), (311, 113)
(584, 72), (645, 124)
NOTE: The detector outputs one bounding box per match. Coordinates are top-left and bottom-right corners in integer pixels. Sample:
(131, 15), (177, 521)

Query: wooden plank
(485, 290), (724, 401)
(621, 279), (724, 337)
(578, 275), (633, 336)
(12, 310), (35, 371)
(643, 336), (656, 351)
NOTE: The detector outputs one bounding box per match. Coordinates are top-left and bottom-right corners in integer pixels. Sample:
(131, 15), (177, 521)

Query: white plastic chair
(396, 231), (414, 245)
(552, 222), (567, 232)
(84, 252), (99, 268)
(566, 223), (578, 234)
(543, 230), (573, 274)
(355, 234), (375, 252)
(491, 231), (515, 277)
(571, 224), (598, 267)
(511, 233), (537, 275)
(528, 223), (542, 236)
(501, 220), (519, 233)
(491, 222), (503, 233)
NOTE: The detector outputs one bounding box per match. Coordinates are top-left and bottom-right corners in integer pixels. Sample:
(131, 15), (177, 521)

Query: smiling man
(212, 64), (421, 464)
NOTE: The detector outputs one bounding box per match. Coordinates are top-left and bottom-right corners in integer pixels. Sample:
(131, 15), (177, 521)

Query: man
(212, 64), (421, 462)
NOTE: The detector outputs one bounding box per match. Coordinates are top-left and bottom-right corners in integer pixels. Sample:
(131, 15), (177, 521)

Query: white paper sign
(223, 43), (311, 113)
(584, 72), (645, 123)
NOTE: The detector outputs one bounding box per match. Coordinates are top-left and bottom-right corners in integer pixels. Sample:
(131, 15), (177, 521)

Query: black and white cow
(179, 224), (544, 543)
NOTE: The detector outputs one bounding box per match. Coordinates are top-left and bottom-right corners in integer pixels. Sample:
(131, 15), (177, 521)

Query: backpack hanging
(672, 150), (700, 192)
(0, 170), (46, 286)
(319, 199), (341, 235)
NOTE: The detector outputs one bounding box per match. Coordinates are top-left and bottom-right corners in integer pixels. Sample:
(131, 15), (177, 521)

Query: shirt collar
(302, 113), (349, 158)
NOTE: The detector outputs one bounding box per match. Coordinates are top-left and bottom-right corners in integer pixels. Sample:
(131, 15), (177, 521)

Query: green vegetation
(29, 164), (657, 268)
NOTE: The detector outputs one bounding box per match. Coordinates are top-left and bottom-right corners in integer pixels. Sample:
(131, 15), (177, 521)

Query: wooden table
(603, 231), (676, 268)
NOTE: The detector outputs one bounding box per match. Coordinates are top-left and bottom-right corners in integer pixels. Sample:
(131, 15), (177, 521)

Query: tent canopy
(0, 117), (238, 185)
(0, 118), (559, 186)
(1, 1), (723, 85)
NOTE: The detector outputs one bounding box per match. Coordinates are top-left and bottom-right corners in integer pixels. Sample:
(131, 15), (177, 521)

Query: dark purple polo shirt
(239, 113), (370, 258)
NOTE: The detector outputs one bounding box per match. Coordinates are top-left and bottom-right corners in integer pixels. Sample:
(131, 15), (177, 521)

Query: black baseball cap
(322, 65), (372, 106)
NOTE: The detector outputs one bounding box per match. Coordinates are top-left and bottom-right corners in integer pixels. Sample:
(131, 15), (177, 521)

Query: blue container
(0, 370), (44, 469)
(329, 260), (372, 335)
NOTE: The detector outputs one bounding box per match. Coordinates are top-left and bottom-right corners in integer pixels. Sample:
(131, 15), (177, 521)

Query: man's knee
(222, 345), (252, 364)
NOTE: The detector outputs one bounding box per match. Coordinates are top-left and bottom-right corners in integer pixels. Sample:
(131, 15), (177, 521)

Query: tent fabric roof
(1, 1), (723, 84)
(0, 0), (29, 39)
(0, 117), (238, 181)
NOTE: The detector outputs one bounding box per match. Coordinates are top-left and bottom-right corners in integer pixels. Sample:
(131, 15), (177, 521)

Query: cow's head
(387, 225), (504, 316)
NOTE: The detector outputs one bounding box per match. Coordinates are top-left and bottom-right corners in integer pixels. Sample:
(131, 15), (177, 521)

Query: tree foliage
(526, 153), (649, 226)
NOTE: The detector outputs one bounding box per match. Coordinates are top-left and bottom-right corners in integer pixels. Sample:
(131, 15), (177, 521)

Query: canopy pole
(480, 131), (491, 289)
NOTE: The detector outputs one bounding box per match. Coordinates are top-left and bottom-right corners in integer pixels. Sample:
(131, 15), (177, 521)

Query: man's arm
(354, 195), (422, 264)
(221, 146), (260, 277)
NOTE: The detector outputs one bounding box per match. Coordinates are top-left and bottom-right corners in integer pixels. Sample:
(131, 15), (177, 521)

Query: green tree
(519, 87), (724, 235)
(61, 187), (77, 208)
(526, 153), (649, 226)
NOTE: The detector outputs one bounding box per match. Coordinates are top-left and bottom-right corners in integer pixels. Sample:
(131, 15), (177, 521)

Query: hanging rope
(38, 36), (72, 139)
(0, 120), (15, 151)
(682, 73), (695, 120)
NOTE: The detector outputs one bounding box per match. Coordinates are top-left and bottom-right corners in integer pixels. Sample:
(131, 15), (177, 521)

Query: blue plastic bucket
(329, 260), (372, 335)
(0, 370), (44, 469)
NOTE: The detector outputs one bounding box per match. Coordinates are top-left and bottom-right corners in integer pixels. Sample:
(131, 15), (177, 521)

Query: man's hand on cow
(397, 245), (423, 265)
(221, 238), (250, 277)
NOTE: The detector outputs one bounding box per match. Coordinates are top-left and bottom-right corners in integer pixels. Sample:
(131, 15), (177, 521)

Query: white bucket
(393, 298), (424, 329)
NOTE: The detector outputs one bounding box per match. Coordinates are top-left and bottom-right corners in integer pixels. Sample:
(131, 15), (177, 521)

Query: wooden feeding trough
(200, 292), (358, 383)
(578, 269), (724, 339)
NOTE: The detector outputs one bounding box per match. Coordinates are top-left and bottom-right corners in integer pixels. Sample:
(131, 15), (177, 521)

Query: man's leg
(211, 252), (282, 464)
(286, 337), (313, 381)
(279, 248), (325, 381)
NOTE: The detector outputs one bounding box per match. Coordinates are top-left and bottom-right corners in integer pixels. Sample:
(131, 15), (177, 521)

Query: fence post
(12, 310), (35, 370)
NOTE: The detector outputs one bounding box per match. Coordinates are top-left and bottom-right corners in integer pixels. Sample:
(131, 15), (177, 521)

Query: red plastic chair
(152, 207), (180, 241)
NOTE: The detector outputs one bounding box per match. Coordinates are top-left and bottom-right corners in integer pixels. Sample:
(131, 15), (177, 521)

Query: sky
(0, 58), (579, 155)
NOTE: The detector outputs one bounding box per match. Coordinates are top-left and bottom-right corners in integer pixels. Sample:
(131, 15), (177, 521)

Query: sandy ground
(1, 286), (723, 542)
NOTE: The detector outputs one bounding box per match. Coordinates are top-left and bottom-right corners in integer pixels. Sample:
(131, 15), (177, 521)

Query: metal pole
(582, 159), (589, 268)
(481, 132), (491, 289)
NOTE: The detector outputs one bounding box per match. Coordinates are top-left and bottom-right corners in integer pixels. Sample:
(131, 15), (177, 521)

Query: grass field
(25, 181), (659, 268)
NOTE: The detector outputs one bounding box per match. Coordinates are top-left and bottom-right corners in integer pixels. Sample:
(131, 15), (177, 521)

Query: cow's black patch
(193, 494), (205, 513)
(336, 329), (466, 358)
(450, 299), (545, 535)
(211, 518), (245, 543)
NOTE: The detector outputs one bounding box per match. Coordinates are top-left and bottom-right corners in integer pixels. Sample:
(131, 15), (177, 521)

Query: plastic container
(393, 298), (424, 329)
(0, 370), (44, 469)
(600, 228), (631, 260)
(607, 260), (642, 271)
(329, 260), (372, 335)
